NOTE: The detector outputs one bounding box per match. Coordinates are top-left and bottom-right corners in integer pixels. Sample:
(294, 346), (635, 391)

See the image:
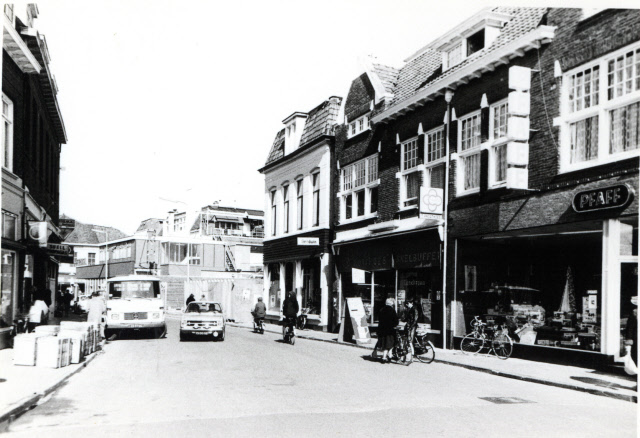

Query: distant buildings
(1, 4), (67, 348)
(72, 203), (264, 310)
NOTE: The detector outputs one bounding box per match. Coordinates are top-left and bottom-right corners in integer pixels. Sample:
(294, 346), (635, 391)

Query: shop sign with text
(572, 184), (633, 213)
(297, 237), (319, 246)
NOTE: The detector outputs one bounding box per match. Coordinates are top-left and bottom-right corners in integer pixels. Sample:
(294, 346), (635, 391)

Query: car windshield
(109, 281), (160, 299)
(186, 303), (222, 313)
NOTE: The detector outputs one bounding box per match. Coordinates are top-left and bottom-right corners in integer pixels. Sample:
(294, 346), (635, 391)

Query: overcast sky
(36, 0), (630, 235)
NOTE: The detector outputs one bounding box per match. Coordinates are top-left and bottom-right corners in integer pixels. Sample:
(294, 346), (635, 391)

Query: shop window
(1, 250), (15, 327)
(268, 264), (281, 311)
(560, 42), (640, 172)
(301, 258), (321, 314)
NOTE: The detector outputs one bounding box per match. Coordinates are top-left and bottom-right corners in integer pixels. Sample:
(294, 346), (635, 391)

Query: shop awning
(335, 229), (441, 272)
(212, 215), (243, 224)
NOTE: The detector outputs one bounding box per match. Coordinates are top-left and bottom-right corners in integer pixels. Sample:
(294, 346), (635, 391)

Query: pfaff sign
(572, 184), (633, 213)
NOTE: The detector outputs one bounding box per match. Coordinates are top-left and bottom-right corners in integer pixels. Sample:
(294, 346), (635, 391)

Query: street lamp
(441, 89), (454, 350)
(92, 228), (109, 291)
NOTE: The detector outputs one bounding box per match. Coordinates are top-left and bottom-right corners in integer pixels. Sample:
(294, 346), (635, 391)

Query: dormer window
(347, 113), (370, 139)
(447, 43), (463, 69)
(466, 29), (485, 56)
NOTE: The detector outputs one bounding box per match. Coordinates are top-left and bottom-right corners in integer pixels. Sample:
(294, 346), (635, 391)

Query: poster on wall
(420, 298), (432, 324)
(464, 265), (477, 291)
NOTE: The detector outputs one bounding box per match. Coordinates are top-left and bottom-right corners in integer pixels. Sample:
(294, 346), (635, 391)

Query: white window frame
(338, 154), (380, 223)
(1, 211), (17, 240)
(396, 138), (423, 209)
(347, 113), (371, 139)
(2, 94), (14, 172)
(558, 41), (640, 173)
(457, 110), (482, 195)
(296, 178), (304, 230)
(424, 126), (447, 192)
(282, 185), (290, 234)
(270, 190), (277, 236)
(312, 173), (320, 227)
(488, 99), (509, 188)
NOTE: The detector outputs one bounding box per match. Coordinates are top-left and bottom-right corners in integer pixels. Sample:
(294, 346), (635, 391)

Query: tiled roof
(264, 97), (342, 166)
(136, 218), (164, 236)
(372, 63), (400, 94)
(63, 220), (128, 244)
(390, 7), (547, 106)
(265, 129), (285, 166)
(298, 97), (342, 147)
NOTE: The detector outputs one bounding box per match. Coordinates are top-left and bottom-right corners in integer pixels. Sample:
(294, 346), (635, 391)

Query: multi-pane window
(607, 48), (640, 100)
(88, 253), (96, 265)
(283, 186), (289, 233)
(1, 211), (16, 240)
(2, 94), (13, 171)
(568, 66), (600, 113)
(429, 165), (445, 189)
(493, 144), (507, 183)
(610, 102), (639, 154)
(402, 139), (418, 170)
(340, 154), (379, 221)
(270, 190), (277, 236)
(562, 43), (640, 171)
(188, 244), (201, 265)
(312, 173), (320, 226)
(296, 179), (304, 230)
(173, 216), (185, 232)
(347, 114), (370, 138)
(460, 113), (481, 151)
(492, 102), (509, 139)
(427, 128), (444, 162)
(458, 112), (482, 193)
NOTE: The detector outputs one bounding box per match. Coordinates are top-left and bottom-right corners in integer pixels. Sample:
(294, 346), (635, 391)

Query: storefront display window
(268, 263), (280, 311)
(1, 250), (15, 328)
(301, 258), (321, 314)
(457, 235), (605, 351)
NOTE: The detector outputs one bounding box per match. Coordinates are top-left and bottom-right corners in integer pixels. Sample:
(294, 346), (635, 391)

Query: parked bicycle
(460, 316), (513, 359)
(413, 330), (436, 363)
(389, 326), (413, 365)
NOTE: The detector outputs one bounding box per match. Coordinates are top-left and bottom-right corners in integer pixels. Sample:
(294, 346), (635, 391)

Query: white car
(180, 301), (226, 342)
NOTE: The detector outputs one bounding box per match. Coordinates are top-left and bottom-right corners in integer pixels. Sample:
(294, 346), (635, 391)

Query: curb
(228, 323), (637, 404)
(0, 348), (103, 432)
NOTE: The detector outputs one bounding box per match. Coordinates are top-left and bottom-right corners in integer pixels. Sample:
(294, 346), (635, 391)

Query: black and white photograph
(0, 0), (638, 436)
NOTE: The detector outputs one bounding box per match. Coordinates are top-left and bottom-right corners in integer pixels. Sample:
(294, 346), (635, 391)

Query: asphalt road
(5, 317), (637, 438)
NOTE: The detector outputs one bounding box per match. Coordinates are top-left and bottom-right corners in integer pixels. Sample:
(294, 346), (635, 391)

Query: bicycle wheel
(414, 337), (436, 363)
(492, 333), (513, 359)
(461, 332), (484, 354)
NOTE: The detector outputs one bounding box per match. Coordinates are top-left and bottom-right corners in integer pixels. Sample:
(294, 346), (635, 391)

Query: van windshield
(109, 281), (160, 299)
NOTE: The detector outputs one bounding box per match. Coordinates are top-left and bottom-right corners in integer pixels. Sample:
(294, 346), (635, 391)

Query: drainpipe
(442, 89), (455, 349)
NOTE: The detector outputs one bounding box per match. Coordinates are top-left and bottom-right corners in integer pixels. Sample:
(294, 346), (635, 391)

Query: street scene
(1, 1), (639, 437)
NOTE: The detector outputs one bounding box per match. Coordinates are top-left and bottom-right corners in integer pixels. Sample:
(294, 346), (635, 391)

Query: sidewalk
(230, 321), (638, 403)
(0, 312), (102, 431)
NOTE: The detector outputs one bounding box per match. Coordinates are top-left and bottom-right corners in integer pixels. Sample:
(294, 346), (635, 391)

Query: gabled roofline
(258, 134), (334, 174)
(359, 57), (394, 104)
(373, 25), (555, 124)
(282, 112), (308, 124)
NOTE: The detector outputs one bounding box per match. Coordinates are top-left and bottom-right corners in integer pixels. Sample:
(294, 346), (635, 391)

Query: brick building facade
(1, 4), (67, 349)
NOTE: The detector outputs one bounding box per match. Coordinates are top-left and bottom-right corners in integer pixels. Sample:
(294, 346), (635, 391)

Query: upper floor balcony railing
(206, 228), (264, 239)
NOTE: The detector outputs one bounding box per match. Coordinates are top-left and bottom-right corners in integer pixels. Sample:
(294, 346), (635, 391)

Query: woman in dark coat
(372, 298), (399, 363)
(186, 294), (196, 306)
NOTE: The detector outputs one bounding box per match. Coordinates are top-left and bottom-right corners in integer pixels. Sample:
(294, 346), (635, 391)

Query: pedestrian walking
(186, 294), (195, 306)
(27, 291), (49, 332)
(372, 298), (399, 363)
(64, 289), (74, 317)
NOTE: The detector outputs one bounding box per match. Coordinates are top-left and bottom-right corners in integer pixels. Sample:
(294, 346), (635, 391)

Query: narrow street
(5, 317), (637, 438)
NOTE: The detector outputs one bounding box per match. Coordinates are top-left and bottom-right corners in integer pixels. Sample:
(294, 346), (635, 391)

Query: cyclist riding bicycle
(253, 296), (266, 327)
(282, 291), (299, 336)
